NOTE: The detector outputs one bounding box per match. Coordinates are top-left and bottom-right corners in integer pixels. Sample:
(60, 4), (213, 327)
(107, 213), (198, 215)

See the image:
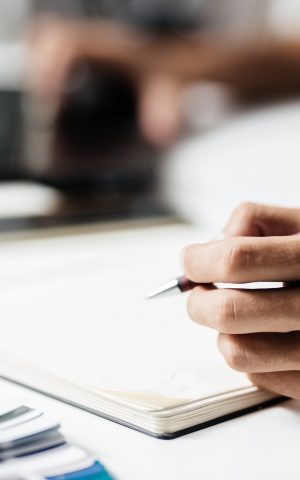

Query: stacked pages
(0, 223), (281, 438)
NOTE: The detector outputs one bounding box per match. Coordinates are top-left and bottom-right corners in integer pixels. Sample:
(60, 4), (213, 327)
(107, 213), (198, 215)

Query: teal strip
(46, 460), (113, 480)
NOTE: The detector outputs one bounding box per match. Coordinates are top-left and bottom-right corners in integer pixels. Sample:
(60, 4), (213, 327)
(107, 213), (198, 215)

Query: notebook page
(0, 223), (251, 409)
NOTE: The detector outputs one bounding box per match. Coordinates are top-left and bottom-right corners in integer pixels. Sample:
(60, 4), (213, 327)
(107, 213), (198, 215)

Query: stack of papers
(0, 397), (111, 479)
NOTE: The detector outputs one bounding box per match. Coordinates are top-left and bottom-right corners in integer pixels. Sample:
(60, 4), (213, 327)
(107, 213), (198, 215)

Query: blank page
(0, 223), (251, 410)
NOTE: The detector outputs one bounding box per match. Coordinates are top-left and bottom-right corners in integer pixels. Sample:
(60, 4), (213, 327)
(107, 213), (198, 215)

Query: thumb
(27, 20), (80, 109)
(138, 74), (182, 147)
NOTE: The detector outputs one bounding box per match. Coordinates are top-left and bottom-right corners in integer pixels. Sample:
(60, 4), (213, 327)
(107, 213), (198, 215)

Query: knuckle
(222, 335), (249, 371)
(222, 239), (251, 279)
(215, 291), (237, 333)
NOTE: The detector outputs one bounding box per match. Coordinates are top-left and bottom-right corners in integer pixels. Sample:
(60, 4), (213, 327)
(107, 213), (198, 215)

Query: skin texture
(183, 203), (300, 400)
(28, 17), (300, 146)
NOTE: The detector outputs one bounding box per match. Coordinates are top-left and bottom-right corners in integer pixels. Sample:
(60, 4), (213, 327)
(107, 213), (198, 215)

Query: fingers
(28, 18), (183, 146)
(223, 202), (300, 238)
(28, 20), (78, 96)
(218, 332), (300, 373)
(248, 371), (300, 400)
(185, 202), (300, 401)
(183, 235), (300, 283)
(187, 286), (300, 334)
(138, 74), (182, 146)
(27, 18), (140, 100)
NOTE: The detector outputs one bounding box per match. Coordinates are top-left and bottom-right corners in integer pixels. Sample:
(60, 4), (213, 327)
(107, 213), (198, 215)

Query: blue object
(46, 461), (113, 480)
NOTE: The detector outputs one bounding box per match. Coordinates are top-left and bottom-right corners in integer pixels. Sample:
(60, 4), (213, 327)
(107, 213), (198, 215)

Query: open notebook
(0, 222), (280, 439)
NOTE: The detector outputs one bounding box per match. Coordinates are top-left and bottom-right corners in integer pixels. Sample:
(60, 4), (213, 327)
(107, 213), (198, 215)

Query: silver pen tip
(146, 278), (179, 299)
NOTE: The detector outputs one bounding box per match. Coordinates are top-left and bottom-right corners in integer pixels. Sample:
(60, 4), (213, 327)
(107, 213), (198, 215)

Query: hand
(183, 202), (300, 399)
(27, 17), (200, 147)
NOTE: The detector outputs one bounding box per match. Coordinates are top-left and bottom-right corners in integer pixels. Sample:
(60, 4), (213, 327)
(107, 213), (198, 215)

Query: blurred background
(1, 0), (300, 231)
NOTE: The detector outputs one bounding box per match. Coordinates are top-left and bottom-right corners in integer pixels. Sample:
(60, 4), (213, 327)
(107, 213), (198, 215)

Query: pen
(147, 275), (198, 299)
(147, 277), (285, 299)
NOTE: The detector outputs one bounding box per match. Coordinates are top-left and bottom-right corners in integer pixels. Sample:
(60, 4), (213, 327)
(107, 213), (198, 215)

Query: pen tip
(146, 278), (179, 299)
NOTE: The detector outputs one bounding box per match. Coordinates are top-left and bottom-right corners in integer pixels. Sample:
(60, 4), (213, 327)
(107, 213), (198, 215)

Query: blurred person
(27, 0), (271, 149)
(21, 1), (262, 190)
(27, 1), (300, 147)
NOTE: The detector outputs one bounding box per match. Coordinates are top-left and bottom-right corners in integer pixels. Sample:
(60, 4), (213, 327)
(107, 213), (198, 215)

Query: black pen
(147, 275), (198, 299)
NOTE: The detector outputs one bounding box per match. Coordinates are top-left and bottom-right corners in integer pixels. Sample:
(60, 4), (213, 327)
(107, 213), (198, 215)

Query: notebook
(0, 222), (281, 439)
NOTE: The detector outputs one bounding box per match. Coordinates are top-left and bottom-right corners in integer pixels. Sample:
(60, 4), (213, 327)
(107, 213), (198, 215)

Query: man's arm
(27, 17), (300, 144)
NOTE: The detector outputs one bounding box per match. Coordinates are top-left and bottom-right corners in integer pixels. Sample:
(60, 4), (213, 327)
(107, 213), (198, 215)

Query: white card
(0, 409), (43, 432)
(0, 413), (59, 446)
(0, 445), (94, 478)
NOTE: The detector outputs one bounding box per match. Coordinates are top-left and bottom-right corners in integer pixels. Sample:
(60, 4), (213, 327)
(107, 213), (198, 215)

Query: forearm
(29, 16), (300, 102)
(77, 25), (300, 96)
(203, 38), (300, 98)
